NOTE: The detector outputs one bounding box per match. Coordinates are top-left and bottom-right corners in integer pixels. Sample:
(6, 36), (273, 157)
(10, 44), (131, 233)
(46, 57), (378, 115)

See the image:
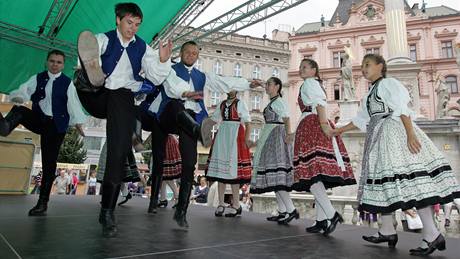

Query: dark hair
(362, 53), (387, 78)
(301, 58), (322, 83)
(269, 76), (283, 97)
(300, 58), (326, 95)
(115, 3), (143, 20)
(180, 41), (198, 53)
(47, 49), (65, 61)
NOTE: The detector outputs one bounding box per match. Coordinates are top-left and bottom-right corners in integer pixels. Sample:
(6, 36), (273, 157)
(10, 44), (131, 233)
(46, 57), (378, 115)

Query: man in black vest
(74, 2), (172, 237)
(0, 49), (87, 216)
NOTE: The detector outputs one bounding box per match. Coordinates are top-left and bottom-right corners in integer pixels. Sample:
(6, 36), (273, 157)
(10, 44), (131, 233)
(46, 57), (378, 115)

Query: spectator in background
(54, 169), (69, 195)
(87, 171), (97, 195)
(191, 177), (209, 204)
(71, 172), (79, 195)
(30, 170), (43, 194)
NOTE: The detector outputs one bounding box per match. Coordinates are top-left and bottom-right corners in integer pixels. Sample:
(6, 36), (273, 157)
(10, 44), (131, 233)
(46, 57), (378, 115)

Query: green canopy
(0, 0), (188, 94)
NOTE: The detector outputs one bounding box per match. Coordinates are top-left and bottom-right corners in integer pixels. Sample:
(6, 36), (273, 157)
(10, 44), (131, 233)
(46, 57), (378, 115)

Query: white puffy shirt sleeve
(378, 78), (416, 119)
(162, 70), (189, 100)
(351, 95), (370, 132)
(9, 75), (37, 102)
(142, 45), (172, 86)
(210, 103), (222, 123)
(204, 73), (250, 93)
(271, 98), (289, 119)
(300, 78), (327, 109)
(237, 100), (251, 123)
(67, 82), (88, 125)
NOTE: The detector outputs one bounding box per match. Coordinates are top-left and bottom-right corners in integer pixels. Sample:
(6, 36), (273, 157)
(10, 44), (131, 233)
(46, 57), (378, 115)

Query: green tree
(141, 134), (152, 168)
(57, 128), (87, 164)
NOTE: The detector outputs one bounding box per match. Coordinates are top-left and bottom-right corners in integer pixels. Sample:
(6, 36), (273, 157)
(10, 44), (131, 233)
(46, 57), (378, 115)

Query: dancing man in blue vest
(74, 2), (172, 238)
(139, 41), (262, 229)
(0, 49), (87, 216)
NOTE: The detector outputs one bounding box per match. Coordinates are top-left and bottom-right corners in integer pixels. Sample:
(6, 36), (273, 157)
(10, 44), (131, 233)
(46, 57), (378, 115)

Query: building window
(409, 44), (417, 61)
(441, 41), (453, 58)
(334, 84), (340, 100)
(333, 51), (345, 68)
(255, 55), (261, 59)
(210, 91), (220, 106)
(253, 65), (261, 79)
(272, 68), (280, 78)
(195, 59), (203, 70)
(251, 94), (261, 110)
(446, 75), (458, 94)
(211, 125), (219, 139)
(273, 57), (279, 61)
(83, 136), (102, 151)
(234, 63), (242, 77)
(213, 61), (222, 75)
(216, 50), (222, 54)
(235, 52), (242, 56)
(365, 47), (380, 55)
(250, 128), (261, 142)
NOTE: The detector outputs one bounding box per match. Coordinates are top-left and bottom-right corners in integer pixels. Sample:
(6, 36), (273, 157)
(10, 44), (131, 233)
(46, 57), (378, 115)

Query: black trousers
(77, 88), (135, 185)
(12, 106), (65, 199)
(140, 100), (197, 193)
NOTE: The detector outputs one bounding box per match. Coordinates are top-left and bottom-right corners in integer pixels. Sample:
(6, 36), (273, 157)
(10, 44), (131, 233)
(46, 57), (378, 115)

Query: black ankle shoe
(267, 212), (286, 221)
(306, 220), (328, 233)
(224, 206), (242, 217)
(28, 198), (48, 216)
(117, 193), (132, 206)
(215, 205), (226, 217)
(409, 234), (446, 256)
(158, 200), (168, 208)
(173, 209), (189, 229)
(278, 209), (299, 225)
(323, 212), (344, 236)
(409, 239), (429, 254)
(99, 208), (117, 238)
(362, 232), (398, 248)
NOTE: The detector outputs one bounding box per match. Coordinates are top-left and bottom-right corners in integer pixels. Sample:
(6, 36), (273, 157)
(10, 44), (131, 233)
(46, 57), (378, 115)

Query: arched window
(334, 84), (340, 100)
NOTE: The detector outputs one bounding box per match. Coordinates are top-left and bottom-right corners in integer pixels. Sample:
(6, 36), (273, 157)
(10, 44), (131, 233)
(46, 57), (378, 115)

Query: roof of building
(295, 1), (459, 36)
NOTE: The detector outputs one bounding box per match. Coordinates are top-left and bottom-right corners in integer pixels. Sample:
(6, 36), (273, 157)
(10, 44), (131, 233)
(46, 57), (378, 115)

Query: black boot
(173, 181), (193, 229)
(28, 198), (48, 216)
(148, 173), (163, 214)
(278, 209), (299, 225)
(100, 182), (121, 238)
(28, 179), (53, 216)
(176, 111), (202, 141)
(99, 208), (117, 238)
(117, 192), (132, 206)
(306, 220), (328, 233)
(0, 106), (23, 137)
(224, 206), (242, 217)
(362, 232), (398, 248)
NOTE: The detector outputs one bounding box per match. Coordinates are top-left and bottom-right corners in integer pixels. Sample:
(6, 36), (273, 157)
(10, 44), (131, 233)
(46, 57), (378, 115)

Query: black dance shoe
(323, 211), (344, 236)
(362, 232), (398, 248)
(215, 205), (226, 217)
(306, 220), (328, 233)
(117, 192), (132, 206)
(224, 206), (242, 217)
(267, 212), (287, 221)
(99, 208), (117, 238)
(278, 209), (299, 225)
(409, 234), (445, 256)
(158, 199), (168, 208)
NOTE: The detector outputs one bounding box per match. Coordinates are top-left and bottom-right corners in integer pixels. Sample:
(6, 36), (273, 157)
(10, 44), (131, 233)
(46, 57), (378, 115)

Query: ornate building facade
(286, 0), (460, 125)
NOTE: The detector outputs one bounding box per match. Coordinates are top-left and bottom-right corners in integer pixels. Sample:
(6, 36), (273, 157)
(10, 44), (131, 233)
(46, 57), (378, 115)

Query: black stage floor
(0, 195), (459, 259)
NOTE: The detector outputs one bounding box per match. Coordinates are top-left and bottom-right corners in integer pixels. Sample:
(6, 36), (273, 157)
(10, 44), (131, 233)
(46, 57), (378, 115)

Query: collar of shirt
(184, 64), (194, 74)
(47, 71), (62, 79)
(116, 28), (136, 48)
